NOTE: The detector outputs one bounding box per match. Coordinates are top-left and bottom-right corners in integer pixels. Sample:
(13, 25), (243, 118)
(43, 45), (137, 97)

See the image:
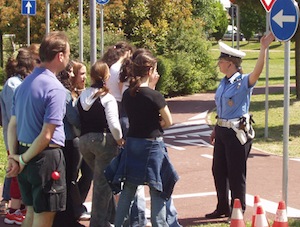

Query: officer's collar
(227, 72), (242, 84)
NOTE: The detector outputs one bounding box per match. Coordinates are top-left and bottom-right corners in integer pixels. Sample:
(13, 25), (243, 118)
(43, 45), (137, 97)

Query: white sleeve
(101, 94), (123, 141)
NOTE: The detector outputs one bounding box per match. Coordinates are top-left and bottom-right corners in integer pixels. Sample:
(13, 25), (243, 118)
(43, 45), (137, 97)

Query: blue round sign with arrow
(270, 0), (299, 42)
(96, 0), (109, 5)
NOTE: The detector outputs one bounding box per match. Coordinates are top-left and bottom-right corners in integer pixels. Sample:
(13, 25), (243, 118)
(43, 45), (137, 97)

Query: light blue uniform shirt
(215, 72), (255, 119)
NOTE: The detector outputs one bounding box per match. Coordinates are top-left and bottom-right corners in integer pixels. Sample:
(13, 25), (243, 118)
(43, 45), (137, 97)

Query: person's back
(14, 69), (66, 143)
(77, 60), (123, 227)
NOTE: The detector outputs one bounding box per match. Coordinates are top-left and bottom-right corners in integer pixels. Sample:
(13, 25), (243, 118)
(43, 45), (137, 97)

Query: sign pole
(264, 12), (270, 139)
(27, 15), (30, 46)
(282, 41), (290, 205)
(96, 0), (110, 57)
(79, 0), (83, 62)
(45, 0), (50, 34)
(90, 0), (97, 64)
(231, 4), (234, 47)
(100, 5), (104, 57)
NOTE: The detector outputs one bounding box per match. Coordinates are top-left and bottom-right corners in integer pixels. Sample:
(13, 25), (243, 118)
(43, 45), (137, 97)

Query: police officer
(205, 32), (275, 219)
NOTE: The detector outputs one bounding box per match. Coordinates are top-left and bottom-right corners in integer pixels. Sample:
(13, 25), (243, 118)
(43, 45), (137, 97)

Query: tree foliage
(191, 0), (228, 41)
(0, 0), (219, 96)
(0, 0), (90, 44)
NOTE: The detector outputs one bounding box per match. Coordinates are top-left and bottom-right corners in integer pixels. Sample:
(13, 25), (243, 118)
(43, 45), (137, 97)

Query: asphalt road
(0, 86), (299, 227)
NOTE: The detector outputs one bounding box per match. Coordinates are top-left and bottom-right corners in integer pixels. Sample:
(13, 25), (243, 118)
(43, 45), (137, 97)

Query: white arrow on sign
(25, 1), (32, 14)
(272, 9), (296, 28)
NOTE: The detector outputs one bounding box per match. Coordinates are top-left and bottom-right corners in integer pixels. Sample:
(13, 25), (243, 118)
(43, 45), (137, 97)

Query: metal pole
(90, 0), (97, 64)
(27, 15), (30, 46)
(231, 5), (234, 48)
(45, 0), (50, 34)
(264, 12), (270, 138)
(282, 41), (290, 205)
(100, 5), (104, 57)
(236, 4), (240, 49)
(79, 0), (83, 62)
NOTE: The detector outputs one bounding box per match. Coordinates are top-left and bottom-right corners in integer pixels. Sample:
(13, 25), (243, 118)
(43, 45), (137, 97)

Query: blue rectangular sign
(21, 0), (36, 15)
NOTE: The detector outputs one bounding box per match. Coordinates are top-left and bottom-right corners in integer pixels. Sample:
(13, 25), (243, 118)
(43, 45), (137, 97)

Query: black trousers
(212, 126), (252, 213)
(53, 138), (93, 226)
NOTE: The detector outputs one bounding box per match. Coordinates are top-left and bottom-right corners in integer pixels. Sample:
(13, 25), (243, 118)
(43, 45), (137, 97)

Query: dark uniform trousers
(212, 125), (252, 213)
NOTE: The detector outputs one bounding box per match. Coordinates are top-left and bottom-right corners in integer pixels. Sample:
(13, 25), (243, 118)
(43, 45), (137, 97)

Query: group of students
(0, 31), (181, 227)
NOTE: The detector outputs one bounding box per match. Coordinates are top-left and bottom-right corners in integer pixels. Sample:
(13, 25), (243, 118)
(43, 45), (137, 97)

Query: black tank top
(77, 97), (110, 135)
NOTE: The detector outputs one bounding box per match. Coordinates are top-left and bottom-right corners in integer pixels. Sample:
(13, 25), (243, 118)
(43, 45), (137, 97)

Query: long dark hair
(57, 61), (74, 91)
(129, 51), (157, 96)
(101, 41), (134, 68)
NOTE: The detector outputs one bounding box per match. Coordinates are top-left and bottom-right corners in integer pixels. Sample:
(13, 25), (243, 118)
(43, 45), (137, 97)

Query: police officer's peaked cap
(218, 41), (246, 59)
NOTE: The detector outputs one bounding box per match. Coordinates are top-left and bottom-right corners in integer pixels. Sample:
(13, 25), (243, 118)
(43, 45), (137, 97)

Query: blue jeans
(115, 182), (168, 227)
(125, 186), (147, 227)
(128, 187), (182, 227)
(166, 198), (182, 227)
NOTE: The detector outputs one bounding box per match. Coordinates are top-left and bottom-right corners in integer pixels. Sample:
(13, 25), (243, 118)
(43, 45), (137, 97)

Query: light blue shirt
(215, 72), (255, 119)
(0, 75), (23, 149)
(12, 67), (66, 146)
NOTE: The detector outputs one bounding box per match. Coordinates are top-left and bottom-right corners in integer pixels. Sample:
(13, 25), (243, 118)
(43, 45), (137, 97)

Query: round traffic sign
(96, 0), (109, 5)
(269, 0), (299, 42)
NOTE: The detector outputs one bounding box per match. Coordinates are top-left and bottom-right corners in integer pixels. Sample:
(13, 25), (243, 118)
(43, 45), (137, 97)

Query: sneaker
(4, 209), (25, 225)
(79, 211), (91, 221)
(20, 208), (27, 216)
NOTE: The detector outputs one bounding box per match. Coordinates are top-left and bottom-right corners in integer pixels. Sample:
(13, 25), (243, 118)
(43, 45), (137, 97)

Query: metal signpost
(269, 0), (299, 207)
(21, 0), (36, 45)
(260, 0), (276, 140)
(96, 0), (110, 57)
(45, 0), (50, 34)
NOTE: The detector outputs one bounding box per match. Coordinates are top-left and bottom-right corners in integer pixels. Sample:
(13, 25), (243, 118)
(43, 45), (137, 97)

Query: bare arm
(248, 32), (275, 86)
(6, 116), (19, 177)
(159, 105), (172, 129)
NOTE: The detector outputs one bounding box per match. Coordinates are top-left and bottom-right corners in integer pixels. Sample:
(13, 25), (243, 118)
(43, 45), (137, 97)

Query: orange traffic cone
(272, 201), (288, 227)
(230, 199), (246, 227)
(252, 195), (262, 227)
(254, 205), (269, 227)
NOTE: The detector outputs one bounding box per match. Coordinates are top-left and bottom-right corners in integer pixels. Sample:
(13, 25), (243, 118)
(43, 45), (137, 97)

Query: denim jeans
(124, 185), (147, 227)
(166, 198), (182, 227)
(115, 182), (168, 227)
(128, 187), (182, 227)
(80, 132), (119, 227)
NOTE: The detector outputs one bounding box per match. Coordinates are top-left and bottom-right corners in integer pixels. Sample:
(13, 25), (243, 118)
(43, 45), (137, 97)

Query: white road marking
(164, 125), (208, 135)
(188, 111), (208, 120)
(174, 139), (213, 148)
(202, 154), (213, 159)
(164, 142), (185, 151)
